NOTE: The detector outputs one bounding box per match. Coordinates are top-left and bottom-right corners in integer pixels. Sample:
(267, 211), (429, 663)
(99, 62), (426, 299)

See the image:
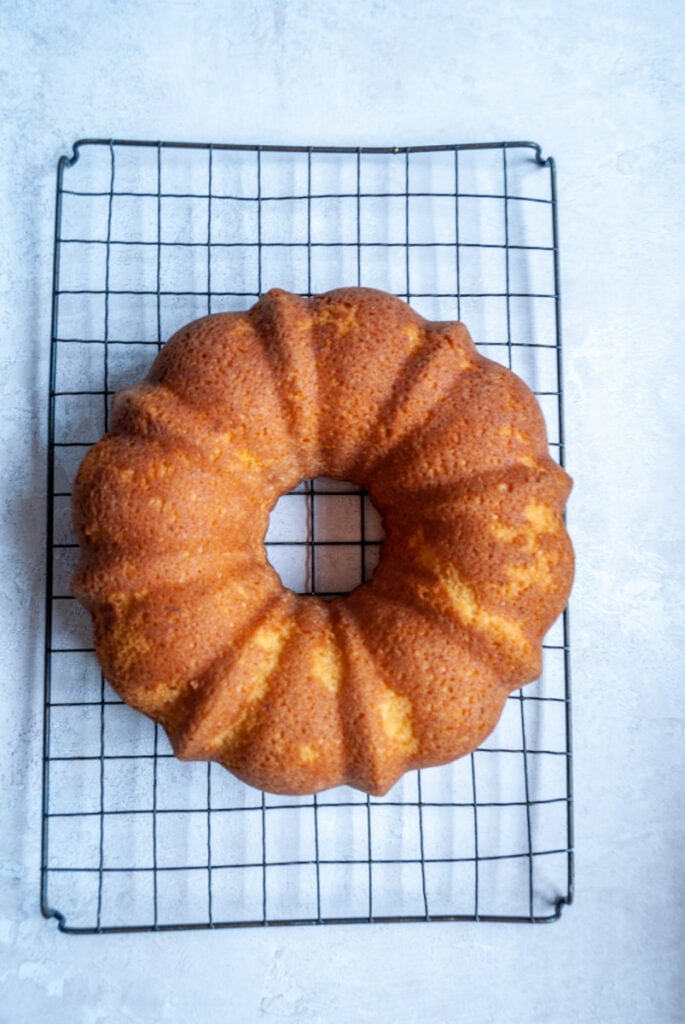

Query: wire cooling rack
(43, 139), (573, 933)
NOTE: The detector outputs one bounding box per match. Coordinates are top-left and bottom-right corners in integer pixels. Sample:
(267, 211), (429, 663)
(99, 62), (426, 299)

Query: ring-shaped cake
(72, 287), (574, 795)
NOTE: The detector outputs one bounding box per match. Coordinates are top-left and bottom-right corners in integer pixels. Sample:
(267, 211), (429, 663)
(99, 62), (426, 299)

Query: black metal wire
(42, 138), (573, 933)
(205, 145), (215, 928)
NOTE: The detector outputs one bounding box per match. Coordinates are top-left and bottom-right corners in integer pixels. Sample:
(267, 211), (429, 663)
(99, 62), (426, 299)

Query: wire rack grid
(42, 138), (573, 933)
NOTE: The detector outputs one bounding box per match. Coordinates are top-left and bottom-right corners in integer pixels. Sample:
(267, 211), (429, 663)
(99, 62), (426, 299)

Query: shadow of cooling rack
(42, 138), (573, 933)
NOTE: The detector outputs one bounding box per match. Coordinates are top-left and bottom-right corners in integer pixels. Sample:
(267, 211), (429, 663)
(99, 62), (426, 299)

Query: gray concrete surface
(1, 2), (683, 1021)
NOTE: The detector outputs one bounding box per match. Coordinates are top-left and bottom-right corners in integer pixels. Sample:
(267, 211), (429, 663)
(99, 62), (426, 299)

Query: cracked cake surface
(71, 287), (574, 796)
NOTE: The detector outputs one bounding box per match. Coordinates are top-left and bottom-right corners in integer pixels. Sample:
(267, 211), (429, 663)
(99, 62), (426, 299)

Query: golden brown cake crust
(71, 287), (574, 796)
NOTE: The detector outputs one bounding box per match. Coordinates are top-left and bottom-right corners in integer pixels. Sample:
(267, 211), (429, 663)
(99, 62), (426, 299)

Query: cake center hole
(265, 477), (385, 599)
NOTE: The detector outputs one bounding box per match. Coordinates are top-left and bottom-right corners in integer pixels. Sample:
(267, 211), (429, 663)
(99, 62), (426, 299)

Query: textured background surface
(1, 1), (683, 1021)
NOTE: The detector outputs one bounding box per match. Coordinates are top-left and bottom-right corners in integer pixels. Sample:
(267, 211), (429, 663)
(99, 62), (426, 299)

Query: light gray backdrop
(1, 2), (682, 1022)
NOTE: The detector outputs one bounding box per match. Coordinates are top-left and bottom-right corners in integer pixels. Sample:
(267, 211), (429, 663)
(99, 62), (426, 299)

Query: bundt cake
(71, 287), (574, 796)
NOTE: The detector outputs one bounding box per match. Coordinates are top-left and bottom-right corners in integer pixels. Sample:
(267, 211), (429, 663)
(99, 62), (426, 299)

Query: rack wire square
(43, 139), (573, 933)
